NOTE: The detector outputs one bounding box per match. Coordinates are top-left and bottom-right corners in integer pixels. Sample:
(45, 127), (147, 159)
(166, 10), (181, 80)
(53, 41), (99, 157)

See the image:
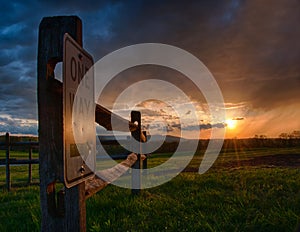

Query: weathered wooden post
(5, 132), (10, 191)
(142, 131), (148, 172)
(38, 16), (86, 231)
(131, 111), (142, 194)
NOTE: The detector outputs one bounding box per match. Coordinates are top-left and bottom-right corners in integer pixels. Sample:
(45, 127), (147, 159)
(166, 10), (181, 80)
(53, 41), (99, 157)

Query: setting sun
(226, 119), (237, 130)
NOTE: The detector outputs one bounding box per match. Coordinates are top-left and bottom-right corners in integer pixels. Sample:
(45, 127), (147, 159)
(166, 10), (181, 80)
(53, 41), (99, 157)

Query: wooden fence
(0, 132), (39, 191)
(0, 132), (147, 192)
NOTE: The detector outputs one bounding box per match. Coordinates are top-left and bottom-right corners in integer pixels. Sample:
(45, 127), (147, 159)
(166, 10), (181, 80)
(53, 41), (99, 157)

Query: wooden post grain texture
(131, 111), (142, 194)
(142, 131), (148, 174)
(38, 16), (86, 232)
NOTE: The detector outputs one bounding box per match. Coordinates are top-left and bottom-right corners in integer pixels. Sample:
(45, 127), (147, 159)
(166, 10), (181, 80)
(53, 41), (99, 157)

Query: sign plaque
(63, 33), (95, 188)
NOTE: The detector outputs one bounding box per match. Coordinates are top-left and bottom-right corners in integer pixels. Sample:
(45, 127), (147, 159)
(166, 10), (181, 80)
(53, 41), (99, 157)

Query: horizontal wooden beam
(0, 141), (39, 147)
(95, 104), (136, 132)
(95, 104), (146, 142)
(0, 159), (39, 165)
(85, 153), (146, 199)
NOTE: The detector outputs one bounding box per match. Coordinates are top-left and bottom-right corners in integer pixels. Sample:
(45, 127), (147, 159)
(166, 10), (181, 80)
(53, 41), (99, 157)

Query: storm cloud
(0, 0), (299, 136)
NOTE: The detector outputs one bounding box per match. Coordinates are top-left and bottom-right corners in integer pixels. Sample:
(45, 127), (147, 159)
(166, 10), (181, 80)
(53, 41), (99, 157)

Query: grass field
(0, 147), (300, 231)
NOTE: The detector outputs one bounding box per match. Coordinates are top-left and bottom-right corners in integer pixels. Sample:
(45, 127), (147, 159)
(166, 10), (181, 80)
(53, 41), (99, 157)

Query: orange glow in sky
(226, 119), (237, 130)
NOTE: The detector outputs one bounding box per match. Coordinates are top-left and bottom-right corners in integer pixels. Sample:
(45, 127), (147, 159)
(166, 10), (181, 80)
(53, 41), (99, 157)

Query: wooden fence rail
(0, 132), (147, 193)
(0, 132), (39, 191)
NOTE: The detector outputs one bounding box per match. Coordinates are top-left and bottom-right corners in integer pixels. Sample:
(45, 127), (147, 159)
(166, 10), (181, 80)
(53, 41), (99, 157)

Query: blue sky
(0, 0), (299, 138)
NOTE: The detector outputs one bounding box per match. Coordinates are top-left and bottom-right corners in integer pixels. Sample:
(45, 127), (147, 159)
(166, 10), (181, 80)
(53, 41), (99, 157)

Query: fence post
(142, 131), (148, 172)
(5, 132), (10, 191)
(38, 16), (86, 231)
(28, 140), (32, 184)
(131, 111), (142, 194)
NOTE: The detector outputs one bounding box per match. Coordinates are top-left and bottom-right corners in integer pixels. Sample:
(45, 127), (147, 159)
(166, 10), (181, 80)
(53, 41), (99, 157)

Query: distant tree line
(278, 130), (300, 139)
(151, 137), (300, 153)
(0, 134), (38, 143)
(1, 133), (299, 155)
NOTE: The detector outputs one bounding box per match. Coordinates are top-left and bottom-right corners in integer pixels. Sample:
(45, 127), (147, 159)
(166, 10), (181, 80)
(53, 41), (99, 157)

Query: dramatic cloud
(232, 117), (244, 121)
(0, 0), (299, 137)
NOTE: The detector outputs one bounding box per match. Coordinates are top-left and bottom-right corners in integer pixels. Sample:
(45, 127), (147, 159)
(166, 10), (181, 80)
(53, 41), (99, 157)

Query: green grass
(0, 165), (39, 188)
(0, 150), (39, 188)
(148, 146), (300, 170)
(0, 150), (39, 159)
(0, 185), (40, 231)
(87, 168), (300, 232)
(0, 147), (300, 231)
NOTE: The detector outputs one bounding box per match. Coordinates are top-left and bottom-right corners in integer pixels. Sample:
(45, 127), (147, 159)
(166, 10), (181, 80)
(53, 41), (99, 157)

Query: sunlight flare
(226, 119), (237, 130)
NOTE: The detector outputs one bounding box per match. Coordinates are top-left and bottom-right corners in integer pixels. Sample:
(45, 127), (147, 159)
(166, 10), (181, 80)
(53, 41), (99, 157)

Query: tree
(279, 133), (289, 139)
(289, 130), (300, 139)
(279, 131), (300, 139)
